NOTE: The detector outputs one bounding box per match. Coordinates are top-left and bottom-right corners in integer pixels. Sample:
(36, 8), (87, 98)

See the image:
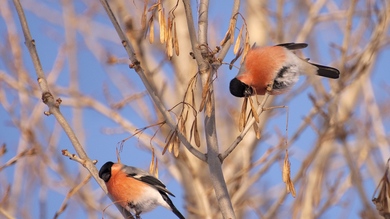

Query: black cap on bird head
(229, 78), (253, 97)
(99, 161), (114, 182)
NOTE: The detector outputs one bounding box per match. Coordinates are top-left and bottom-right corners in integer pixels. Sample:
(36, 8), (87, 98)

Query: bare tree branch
(99, 0), (205, 162)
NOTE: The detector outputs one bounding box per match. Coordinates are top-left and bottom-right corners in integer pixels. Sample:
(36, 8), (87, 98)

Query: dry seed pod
(253, 122), (260, 139)
(163, 12), (169, 44)
(206, 92), (212, 116)
(234, 25), (243, 54)
(199, 82), (210, 112)
(228, 23), (235, 44)
(0, 144), (6, 156)
(229, 47), (243, 70)
(199, 97), (205, 112)
(148, 2), (159, 12)
(193, 119), (200, 147)
(191, 89), (196, 113)
(239, 97), (248, 131)
(149, 148), (159, 178)
(158, 6), (165, 43)
(241, 41), (251, 65)
(372, 159), (390, 217)
(189, 120), (195, 142)
(220, 22), (235, 46)
(220, 30), (230, 46)
(173, 22), (179, 56)
(166, 17), (173, 57)
(249, 96), (259, 123)
(168, 139), (174, 154)
(173, 134), (180, 157)
(162, 131), (174, 155)
(141, 3), (147, 30)
(180, 110), (188, 137)
(283, 150), (296, 197)
(149, 18), (155, 43)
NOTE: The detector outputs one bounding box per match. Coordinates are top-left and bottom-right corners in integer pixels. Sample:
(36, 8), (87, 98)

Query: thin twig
(0, 208), (15, 219)
(295, 0), (327, 42)
(217, 0), (241, 61)
(181, 0), (204, 65)
(0, 148), (36, 172)
(339, 0), (357, 73)
(340, 140), (376, 215)
(61, 149), (98, 166)
(53, 174), (93, 219)
(220, 93), (270, 161)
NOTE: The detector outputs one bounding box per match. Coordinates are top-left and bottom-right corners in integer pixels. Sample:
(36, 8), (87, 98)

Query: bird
(99, 161), (185, 219)
(229, 42), (340, 97)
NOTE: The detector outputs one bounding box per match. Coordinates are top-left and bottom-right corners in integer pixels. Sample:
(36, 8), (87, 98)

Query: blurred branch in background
(10, 0), (133, 218)
(0, 0), (389, 219)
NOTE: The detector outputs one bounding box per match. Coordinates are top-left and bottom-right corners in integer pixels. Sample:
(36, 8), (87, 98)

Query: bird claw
(266, 83), (273, 92)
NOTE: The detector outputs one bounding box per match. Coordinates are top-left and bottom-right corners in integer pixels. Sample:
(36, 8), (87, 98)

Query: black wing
(126, 171), (175, 197)
(136, 174), (166, 189)
(139, 175), (175, 197)
(276, 42), (308, 50)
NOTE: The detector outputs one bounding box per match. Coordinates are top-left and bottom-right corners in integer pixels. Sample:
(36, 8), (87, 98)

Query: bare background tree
(0, 0), (389, 219)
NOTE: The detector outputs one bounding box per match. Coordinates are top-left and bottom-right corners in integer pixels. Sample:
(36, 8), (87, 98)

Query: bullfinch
(229, 42), (340, 97)
(99, 161), (185, 219)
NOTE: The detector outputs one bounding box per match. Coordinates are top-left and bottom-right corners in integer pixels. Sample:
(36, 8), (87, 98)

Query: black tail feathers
(160, 192), (185, 219)
(312, 63), (340, 79)
(170, 203), (185, 219)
